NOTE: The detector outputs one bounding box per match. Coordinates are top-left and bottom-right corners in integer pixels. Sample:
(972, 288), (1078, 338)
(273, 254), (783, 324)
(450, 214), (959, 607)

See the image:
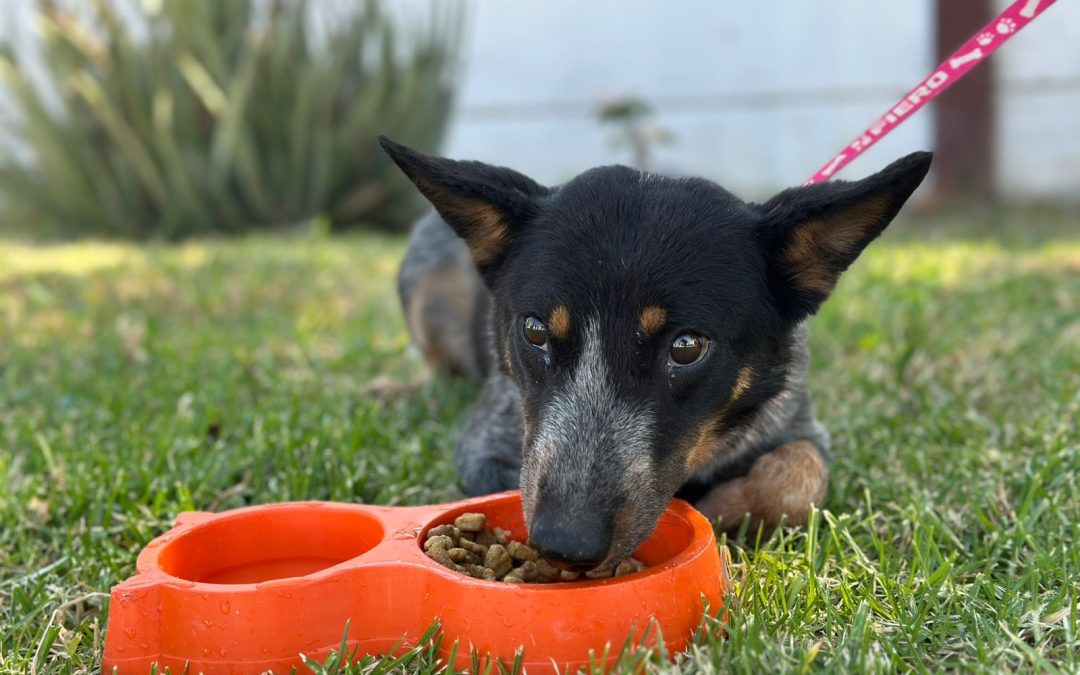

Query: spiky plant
(0, 0), (463, 238)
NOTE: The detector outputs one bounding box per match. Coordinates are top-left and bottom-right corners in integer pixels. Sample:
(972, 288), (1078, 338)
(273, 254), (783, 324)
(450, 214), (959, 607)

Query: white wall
(445, 1), (935, 197)
(994, 0), (1080, 199)
(1, 1), (1076, 199)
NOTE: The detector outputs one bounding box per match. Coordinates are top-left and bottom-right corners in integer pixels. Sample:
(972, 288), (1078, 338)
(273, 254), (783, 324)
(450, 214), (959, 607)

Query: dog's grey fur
(521, 317), (661, 567)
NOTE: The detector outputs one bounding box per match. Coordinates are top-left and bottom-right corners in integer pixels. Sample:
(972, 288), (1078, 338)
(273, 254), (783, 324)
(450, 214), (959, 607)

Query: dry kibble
(614, 557), (647, 577)
(506, 540), (539, 562)
(463, 563), (497, 581)
(518, 560), (539, 581)
(426, 545), (451, 565)
(454, 512), (487, 533)
(585, 566), (615, 579)
(427, 524), (459, 540)
(484, 544), (513, 578)
(533, 558), (560, 582)
(423, 535), (455, 552)
(423, 544), (449, 565)
(426, 545), (467, 574)
(446, 547), (477, 564)
(422, 515), (648, 584)
(457, 537), (488, 556)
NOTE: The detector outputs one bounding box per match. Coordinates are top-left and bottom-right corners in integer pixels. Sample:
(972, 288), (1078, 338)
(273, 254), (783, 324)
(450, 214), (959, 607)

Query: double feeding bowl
(103, 491), (730, 673)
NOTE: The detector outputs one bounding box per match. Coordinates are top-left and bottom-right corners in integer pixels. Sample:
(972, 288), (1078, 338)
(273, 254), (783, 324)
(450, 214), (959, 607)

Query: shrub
(0, 0), (462, 238)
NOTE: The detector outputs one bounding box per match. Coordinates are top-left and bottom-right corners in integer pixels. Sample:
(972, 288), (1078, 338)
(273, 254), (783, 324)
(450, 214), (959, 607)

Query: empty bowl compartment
(157, 504), (385, 584)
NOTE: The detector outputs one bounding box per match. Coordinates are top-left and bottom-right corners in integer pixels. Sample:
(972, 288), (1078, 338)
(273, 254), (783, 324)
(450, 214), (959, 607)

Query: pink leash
(804, 0), (1059, 185)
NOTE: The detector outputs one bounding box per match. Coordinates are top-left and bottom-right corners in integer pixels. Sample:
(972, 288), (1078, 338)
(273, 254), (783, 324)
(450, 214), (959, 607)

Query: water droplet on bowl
(393, 526), (421, 540)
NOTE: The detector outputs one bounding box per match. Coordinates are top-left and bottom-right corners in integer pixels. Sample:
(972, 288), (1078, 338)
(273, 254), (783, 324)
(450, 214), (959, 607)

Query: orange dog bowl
(102, 491), (730, 673)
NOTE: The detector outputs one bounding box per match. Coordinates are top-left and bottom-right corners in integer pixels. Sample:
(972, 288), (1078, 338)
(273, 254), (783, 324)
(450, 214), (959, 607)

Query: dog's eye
(670, 333), (708, 365)
(523, 315), (549, 349)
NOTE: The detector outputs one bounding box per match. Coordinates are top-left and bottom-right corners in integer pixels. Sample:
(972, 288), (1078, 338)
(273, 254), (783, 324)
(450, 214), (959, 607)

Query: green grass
(1, 211), (1078, 673)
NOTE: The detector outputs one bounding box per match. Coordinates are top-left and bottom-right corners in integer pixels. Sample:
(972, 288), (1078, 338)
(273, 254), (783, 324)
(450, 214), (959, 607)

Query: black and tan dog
(382, 136), (931, 572)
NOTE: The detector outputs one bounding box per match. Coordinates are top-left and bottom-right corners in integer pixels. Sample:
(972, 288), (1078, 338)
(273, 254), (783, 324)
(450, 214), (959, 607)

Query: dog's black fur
(383, 135), (931, 572)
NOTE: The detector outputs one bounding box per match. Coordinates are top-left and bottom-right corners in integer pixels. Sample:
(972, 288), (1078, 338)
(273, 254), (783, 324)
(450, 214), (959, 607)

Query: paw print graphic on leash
(997, 17), (1017, 34)
(976, 32), (995, 47)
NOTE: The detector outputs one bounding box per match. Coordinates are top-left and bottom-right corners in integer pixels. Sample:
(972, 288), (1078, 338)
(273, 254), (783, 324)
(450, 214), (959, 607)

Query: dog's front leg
(454, 372), (524, 495)
(695, 440), (829, 533)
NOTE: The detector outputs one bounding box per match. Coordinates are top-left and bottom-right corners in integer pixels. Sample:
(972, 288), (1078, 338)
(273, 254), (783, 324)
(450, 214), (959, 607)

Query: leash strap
(804, 0), (1059, 185)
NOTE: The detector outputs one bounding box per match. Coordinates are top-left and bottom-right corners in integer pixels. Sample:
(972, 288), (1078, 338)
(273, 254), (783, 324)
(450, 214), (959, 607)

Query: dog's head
(381, 136), (931, 570)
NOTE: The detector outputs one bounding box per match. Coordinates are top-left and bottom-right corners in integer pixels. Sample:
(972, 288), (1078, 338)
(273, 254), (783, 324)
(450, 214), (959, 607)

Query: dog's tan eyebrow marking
(548, 305), (571, 340)
(638, 306), (667, 337)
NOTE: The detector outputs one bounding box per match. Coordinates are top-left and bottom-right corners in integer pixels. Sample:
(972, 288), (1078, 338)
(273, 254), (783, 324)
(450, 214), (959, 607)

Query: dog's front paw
(695, 440), (828, 533)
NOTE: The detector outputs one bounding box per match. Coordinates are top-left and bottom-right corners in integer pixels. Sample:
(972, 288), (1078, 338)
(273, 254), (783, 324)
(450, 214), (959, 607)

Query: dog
(382, 136), (931, 572)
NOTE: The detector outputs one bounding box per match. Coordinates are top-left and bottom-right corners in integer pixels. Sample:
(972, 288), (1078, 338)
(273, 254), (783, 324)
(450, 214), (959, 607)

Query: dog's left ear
(757, 151), (932, 321)
(379, 136), (551, 283)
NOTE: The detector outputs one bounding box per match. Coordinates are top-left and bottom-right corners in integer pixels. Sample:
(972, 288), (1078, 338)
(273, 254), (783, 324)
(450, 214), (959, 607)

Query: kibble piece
(457, 537), (488, 556)
(427, 524), (459, 540)
(423, 535), (455, 552)
(427, 546), (467, 573)
(454, 512), (487, 533)
(614, 557), (647, 577)
(447, 547), (479, 564)
(533, 558), (560, 582)
(559, 569), (581, 582)
(475, 530), (496, 547)
(484, 543), (513, 578)
(507, 540), (539, 562)
(518, 560), (540, 581)
(492, 527), (510, 545)
(501, 570), (525, 583)
(462, 563), (497, 581)
(585, 565), (615, 579)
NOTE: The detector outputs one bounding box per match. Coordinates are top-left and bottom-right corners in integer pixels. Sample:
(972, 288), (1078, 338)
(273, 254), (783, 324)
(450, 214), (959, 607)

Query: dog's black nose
(528, 510), (612, 567)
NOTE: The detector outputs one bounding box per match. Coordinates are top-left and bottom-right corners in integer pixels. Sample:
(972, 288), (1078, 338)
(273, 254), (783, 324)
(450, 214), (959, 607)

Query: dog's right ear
(379, 136), (550, 282)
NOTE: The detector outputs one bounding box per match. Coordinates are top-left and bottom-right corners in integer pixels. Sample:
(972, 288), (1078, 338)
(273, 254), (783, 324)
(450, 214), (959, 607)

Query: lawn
(1, 210), (1078, 673)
